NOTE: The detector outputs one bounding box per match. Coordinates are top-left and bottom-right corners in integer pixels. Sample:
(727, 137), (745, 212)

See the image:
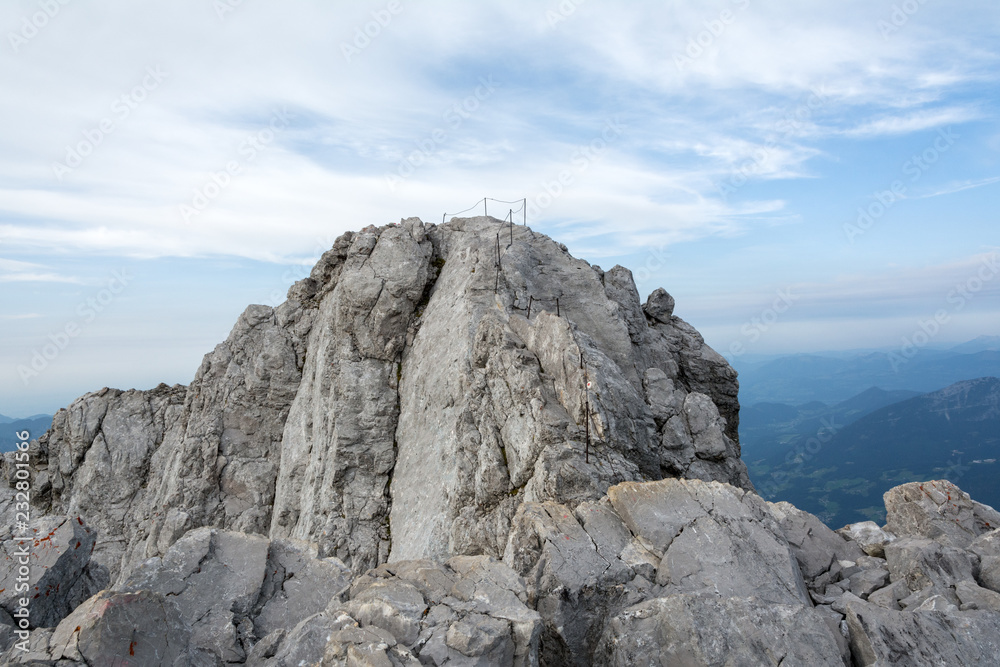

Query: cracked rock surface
(5, 216), (1000, 665)
(6, 216), (749, 587)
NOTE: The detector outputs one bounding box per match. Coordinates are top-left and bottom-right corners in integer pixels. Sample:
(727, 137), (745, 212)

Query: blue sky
(1, 0), (998, 417)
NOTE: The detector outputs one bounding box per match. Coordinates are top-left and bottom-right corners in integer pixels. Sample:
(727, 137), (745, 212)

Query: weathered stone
(955, 579), (1000, 611)
(642, 287), (675, 323)
(597, 594), (844, 666)
(770, 501), (864, 583)
(122, 527), (269, 663)
(255, 612), (350, 667)
(883, 537), (976, 604)
(47, 590), (192, 666)
(969, 528), (1000, 593)
(884, 479), (1000, 548)
(846, 596), (1000, 664)
(609, 478), (808, 604)
(502, 500), (642, 665)
(323, 623), (422, 666)
(304, 555), (543, 666)
(252, 537), (352, 639)
(0, 515), (99, 628)
(848, 567), (890, 599)
(836, 520), (896, 557)
(867, 579), (908, 610)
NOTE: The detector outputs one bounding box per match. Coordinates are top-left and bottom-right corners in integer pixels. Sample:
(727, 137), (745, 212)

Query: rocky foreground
(1, 217), (999, 665)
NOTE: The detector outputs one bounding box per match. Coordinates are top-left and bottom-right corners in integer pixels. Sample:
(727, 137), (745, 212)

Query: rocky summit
(1, 216), (999, 665)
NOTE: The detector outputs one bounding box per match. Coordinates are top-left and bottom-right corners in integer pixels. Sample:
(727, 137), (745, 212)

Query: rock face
(8, 217), (748, 586)
(5, 216), (1000, 665)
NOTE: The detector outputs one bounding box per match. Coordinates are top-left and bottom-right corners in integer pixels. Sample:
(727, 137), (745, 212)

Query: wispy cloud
(915, 175), (1000, 199)
(843, 106), (980, 137)
(0, 258), (82, 283)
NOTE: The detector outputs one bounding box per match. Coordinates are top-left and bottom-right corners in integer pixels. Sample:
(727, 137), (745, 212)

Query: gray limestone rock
(770, 500), (864, 584)
(883, 537), (977, 606)
(46, 590), (192, 666)
(836, 520), (896, 558)
(969, 528), (1000, 593)
(884, 479), (1000, 549)
(955, 579), (1000, 611)
(122, 527), (270, 662)
(0, 515), (99, 628)
(317, 555), (542, 666)
(642, 287), (675, 323)
(596, 594), (844, 666)
(271, 221), (433, 573)
(502, 499), (641, 664)
(845, 596), (1000, 665)
(4, 217), (804, 664)
(608, 478), (809, 604)
(252, 537), (352, 639)
(848, 567), (890, 599)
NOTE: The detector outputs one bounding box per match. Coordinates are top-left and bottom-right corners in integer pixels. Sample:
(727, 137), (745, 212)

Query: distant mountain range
(732, 339), (1000, 406)
(0, 413), (53, 452)
(744, 377), (1000, 528)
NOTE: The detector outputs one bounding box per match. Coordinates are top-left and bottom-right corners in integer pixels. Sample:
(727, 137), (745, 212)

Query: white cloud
(843, 106), (981, 137)
(0, 0), (996, 264)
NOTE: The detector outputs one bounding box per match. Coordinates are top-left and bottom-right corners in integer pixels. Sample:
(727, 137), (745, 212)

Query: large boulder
(883, 537), (977, 607)
(845, 595), (1000, 665)
(969, 528), (1000, 593)
(0, 515), (104, 628)
(43, 590), (192, 666)
(503, 478), (817, 664)
(836, 520), (896, 558)
(123, 527), (271, 663)
(608, 479), (808, 604)
(884, 479), (1000, 548)
(596, 594), (844, 666)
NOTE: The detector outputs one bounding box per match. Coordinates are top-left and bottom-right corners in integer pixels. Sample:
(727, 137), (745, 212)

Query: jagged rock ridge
(3, 216), (999, 665)
(15, 216), (748, 584)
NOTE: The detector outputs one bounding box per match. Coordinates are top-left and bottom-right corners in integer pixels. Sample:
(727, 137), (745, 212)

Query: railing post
(556, 298), (560, 317)
(484, 198), (487, 217)
(527, 296), (533, 319)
